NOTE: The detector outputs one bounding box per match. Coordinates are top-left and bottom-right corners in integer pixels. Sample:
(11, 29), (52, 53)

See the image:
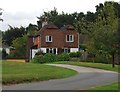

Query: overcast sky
(0, 0), (119, 31)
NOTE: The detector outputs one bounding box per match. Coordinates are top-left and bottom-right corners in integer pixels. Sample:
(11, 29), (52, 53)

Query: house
(0, 44), (11, 54)
(26, 23), (79, 61)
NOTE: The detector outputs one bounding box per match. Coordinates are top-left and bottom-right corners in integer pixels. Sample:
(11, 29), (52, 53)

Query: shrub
(32, 55), (44, 63)
(69, 52), (81, 58)
(2, 49), (8, 59)
(57, 53), (70, 61)
(43, 53), (57, 63)
(32, 53), (70, 64)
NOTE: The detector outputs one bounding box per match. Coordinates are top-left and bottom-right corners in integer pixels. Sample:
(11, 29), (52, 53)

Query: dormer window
(46, 36), (52, 42)
(66, 35), (74, 42)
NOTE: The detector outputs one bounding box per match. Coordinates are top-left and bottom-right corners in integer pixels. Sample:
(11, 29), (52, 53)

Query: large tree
(2, 26), (26, 46)
(87, 1), (119, 67)
(11, 35), (27, 58)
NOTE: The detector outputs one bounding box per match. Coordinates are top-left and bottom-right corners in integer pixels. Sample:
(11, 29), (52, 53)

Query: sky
(0, 0), (120, 31)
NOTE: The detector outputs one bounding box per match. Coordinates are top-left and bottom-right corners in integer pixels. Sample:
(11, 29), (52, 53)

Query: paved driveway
(3, 64), (118, 90)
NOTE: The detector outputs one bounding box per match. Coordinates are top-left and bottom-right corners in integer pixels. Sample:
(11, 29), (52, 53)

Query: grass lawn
(2, 61), (78, 85)
(52, 61), (119, 72)
(89, 82), (119, 90)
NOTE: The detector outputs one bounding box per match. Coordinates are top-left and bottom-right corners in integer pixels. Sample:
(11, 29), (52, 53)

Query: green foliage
(32, 53), (70, 63)
(69, 52), (81, 58)
(2, 26), (26, 46)
(10, 35), (27, 58)
(57, 53), (70, 61)
(86, 1), (119, 65)
(32, 55), (44, 64)
(26, 23), (38, 35)
(43, 53), (57, 63)
(2, 49), (8, 59)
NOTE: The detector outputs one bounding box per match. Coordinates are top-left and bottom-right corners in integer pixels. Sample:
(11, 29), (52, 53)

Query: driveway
(3, 64), (118, 90)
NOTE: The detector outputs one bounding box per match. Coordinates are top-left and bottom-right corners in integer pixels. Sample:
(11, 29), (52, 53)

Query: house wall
(70, 48), (78, 52)
(27, 25), (79, 60)
(26, 36), (34, 61)
(34, 36), (40, 48)
(40, 48), (46, 53)
(40, 28), (79, 49)
(63, 30), (79, 48)
(32, 49), (38, 59)
(41, 28), (64, 48)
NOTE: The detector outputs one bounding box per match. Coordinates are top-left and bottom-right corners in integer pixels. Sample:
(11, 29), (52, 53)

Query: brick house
(26, 23), (79, 61)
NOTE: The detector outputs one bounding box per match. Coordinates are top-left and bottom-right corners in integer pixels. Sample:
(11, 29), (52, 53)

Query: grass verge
(2, 61), (77, 85)
(52, 61), (119, 72)
(89, 82), (119, 90)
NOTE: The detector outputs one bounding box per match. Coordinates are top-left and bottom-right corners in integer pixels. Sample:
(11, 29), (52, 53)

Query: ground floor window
(46, 48), (57, 54)
(64, 48), (70, 53)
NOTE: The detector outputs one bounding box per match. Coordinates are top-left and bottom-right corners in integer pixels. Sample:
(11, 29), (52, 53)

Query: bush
(69, 52), (81, 58)
(57, 53), (70, 61)
(32, 55), (44, 64)
(43, 53), (57, 63)
(32, 53), (70, 63)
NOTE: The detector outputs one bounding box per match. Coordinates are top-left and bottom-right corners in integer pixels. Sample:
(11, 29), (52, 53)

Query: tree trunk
(112, 53), (115, 68)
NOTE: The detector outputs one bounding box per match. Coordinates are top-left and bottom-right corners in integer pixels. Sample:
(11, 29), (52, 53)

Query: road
(3, 64), (118, 90)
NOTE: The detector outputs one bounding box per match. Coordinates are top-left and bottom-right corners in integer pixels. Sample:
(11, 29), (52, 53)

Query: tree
(2, 49), (8, 59)
(0, 8), (3, 22)
(11, 35), (27, 58)
(2, 26), (26, 46)
(87, 1), (119, 67)
(26, 23), (38, 35)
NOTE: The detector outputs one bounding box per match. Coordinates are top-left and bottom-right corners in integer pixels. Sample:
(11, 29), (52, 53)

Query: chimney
(42, 16), (48, 27)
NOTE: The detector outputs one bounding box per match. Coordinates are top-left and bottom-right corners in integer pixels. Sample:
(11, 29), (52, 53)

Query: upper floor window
(46, 36), (52, 42)
(66, 35), (74, 42)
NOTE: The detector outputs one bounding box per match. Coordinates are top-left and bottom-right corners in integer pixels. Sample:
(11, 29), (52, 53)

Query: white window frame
(46, 36), (52, 42)
(66, 35), (74, 42)
(46, 48), (57, 54)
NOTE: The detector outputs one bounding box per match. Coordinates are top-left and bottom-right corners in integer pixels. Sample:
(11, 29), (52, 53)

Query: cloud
(0, 11), (41, 31)
(0, 0), (119, 31)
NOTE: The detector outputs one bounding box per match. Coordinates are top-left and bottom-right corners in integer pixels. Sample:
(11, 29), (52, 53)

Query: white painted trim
(66, 35), (74, 42)
(40, 48), (46, 53)
(70, 48), (78, 52)
(46, 36), (52, 42)
(32, 49), (38, 59)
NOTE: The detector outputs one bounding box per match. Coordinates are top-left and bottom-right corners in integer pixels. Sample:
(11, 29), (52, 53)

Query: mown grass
(2, 61), (77, 85)
(52, 61), (119, 72)
(90, 82), (119, 90)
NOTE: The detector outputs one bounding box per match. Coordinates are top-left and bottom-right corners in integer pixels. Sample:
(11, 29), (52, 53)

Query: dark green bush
(32, 53), (70, 63)
(43, 53), (57, 63)
(69, 52), (81, 58)
(57, 53), (70, 61)
(32, 55), (44, 63)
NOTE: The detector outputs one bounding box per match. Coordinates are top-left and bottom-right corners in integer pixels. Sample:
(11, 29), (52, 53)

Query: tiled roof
(36, 23), (58, 34)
